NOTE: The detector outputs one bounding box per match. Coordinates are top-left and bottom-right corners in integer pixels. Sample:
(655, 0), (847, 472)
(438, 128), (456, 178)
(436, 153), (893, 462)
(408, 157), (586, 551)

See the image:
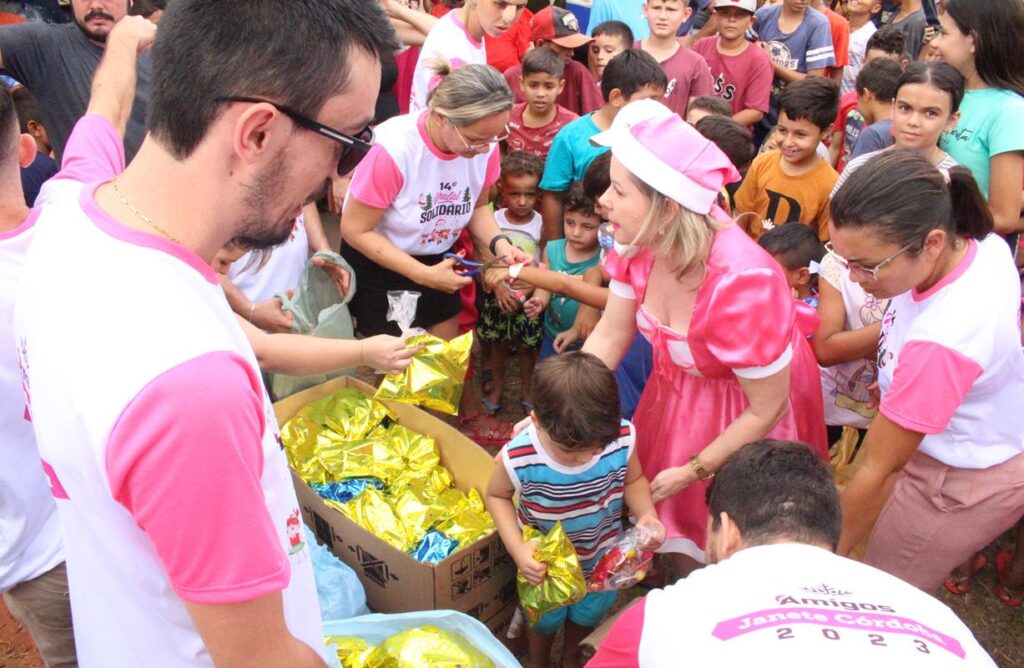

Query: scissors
(443, 252), (509, 276)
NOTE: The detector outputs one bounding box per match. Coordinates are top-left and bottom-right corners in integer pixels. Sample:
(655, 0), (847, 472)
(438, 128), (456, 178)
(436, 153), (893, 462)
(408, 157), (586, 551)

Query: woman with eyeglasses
(832, 150), (1024, 593)
(342, 60), (523, 341)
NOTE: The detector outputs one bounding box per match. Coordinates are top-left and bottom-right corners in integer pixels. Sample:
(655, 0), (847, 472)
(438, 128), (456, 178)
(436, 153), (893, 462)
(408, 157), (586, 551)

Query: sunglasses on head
(216, 96), (374, 176)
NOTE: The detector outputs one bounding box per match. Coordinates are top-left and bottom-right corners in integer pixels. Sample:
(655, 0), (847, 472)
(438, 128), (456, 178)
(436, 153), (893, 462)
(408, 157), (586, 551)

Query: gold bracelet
(689, 455), (715, 481)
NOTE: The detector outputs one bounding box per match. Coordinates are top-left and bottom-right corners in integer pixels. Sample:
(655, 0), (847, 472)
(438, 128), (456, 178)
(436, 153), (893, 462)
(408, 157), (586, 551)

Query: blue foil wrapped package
(411, 530), (459, 564)
(313, 479), (386, 505)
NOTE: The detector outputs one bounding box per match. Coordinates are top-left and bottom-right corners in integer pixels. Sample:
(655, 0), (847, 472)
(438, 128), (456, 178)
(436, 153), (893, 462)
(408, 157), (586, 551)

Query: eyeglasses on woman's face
(824, 240), (915, 281)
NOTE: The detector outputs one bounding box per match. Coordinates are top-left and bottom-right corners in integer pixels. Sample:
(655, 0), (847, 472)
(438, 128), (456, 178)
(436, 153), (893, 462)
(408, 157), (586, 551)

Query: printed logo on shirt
(16, 335), (31, 420)
(765, 41), (798, 70)
(713, 73), (736, 102)
(286, 509), (306, 555)
(417, 182), (475, 246)
(764, 190), (803, 226)
(877, 308), (896, 369)
(942, 127), (974, 144)
(665, 78), (678, 99)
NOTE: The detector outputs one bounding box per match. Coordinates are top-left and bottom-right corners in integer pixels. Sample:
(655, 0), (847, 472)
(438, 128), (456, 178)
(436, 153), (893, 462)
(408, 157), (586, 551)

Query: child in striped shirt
(485, 352), (664, 668)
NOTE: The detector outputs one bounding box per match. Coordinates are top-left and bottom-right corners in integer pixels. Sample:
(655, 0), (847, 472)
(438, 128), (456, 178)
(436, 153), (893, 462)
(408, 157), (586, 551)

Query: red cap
(530, 6), (592, 49)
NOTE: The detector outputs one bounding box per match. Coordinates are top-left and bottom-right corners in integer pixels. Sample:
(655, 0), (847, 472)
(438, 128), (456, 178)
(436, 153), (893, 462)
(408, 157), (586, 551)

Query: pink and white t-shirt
(410, 10), (487, 112)
(877, 234), (1024, 469)
(229, 215), (309, 303)
(14, 116), (323, 665)
(589, 543), (996, 667)
(345, 111), (500, 254)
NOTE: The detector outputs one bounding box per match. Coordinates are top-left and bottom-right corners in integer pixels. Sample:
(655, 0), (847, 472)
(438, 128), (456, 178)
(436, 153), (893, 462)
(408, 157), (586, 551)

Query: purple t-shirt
(637, 41), (714, 117)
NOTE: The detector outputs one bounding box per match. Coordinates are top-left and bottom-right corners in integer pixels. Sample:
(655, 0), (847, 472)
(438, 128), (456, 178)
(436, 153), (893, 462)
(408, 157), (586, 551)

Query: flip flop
(457, 413), (513, 449)
(480, 396), (501, 415)
(520, 400), (533, 415)
(943, 553), (986, 595)
(994, 549), (1024, 607)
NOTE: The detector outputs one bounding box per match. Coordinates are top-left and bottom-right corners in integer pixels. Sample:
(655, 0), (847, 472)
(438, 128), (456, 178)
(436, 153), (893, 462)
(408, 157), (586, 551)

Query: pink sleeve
(587, 598), (645, 668)
(347, 144), (405, 209)
(56, 114), (126, 183)
(705, 268), (794, 376)
(881, 340), (983, 435)
(603, 247), (655, 301)
(484, 146), (501, 190)
(106, 351), (290, 605)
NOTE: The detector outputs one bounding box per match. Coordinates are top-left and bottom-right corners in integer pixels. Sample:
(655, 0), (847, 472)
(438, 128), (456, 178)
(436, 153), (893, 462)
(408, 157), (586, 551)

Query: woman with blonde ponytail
(582, 99), (828, 578)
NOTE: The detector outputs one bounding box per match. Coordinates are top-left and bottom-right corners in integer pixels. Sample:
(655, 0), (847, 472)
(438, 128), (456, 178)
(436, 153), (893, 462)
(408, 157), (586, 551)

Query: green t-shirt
(940, 87), (1024, 199)
(542, 239), (601, 339)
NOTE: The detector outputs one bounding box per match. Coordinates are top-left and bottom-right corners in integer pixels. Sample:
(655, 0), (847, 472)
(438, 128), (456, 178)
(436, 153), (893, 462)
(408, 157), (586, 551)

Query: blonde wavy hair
(426, 59), (513, 126)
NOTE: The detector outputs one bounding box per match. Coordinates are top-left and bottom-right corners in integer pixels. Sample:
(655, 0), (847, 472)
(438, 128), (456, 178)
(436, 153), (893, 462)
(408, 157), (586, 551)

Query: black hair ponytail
(946, 166), (993, 241)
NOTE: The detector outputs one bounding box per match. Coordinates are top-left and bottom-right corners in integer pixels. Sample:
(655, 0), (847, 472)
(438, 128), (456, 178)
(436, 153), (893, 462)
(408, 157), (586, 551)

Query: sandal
(520, 400), (534, 415)
(994, 549), (1024, 607)
(479, 395), (502, 415)
(458, 413), (513, 449)
(943, 553), (986, 595)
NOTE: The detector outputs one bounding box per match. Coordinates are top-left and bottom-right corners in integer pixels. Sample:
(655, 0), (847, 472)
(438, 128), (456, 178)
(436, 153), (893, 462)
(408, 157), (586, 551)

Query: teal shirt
(542, 239), (601, 339)
(539, 114), (608, 192)
(940, 88), (1024, 199)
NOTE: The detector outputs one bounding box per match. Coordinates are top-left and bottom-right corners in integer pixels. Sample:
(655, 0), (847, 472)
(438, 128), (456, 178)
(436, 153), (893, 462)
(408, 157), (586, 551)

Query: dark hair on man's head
(687, 95), (731, 118)
(500, 150), (544, 181)
(563, 180), (598, 216)
(11, 87), (40, 134)
(131, 0), (167, 17)
(696, 115), (753, 170)
(865, 25), (906, 58)
(758, 223), (825, 272)
(148, 0), (400, 159)
(582, 151), (612, 204)
(521, 47), (565, 79)
(706, 441), (841, 550)
(896, 62), (965, 115)
(532, 351), (622, 450)
(591, 20), (634, 48)
(832, 149), (992, 249)
(601, 49), (668, 102)
(777, 76), (839, 130)
(0, 88), (18, 163)
(854, 57), (902, 102)
(944, 0), (1024, 96)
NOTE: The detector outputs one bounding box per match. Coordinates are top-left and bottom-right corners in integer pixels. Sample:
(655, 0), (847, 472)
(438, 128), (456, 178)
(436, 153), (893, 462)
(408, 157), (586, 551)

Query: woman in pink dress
(582, 100), (827, 575)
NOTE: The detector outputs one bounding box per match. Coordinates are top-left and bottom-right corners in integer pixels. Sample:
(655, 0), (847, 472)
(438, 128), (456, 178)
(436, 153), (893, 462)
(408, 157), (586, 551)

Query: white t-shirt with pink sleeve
(14, 116), (324, 665)
(877, 234), (1024, 469)
(345, 110), (500, 255)
(410, 10), (486, 112)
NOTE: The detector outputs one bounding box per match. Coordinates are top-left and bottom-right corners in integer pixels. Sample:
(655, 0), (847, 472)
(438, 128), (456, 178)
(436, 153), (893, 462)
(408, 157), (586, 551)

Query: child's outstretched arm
(484, 455), (548, 586)
(623, 451), (665, 551)
(488, 264), (609, 310)
(813, 278), (881, 367)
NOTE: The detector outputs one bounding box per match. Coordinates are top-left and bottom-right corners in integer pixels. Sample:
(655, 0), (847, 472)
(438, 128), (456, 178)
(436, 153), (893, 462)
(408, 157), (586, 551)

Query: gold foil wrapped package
(517, 522), (587, 625)
(281, 416), (331, 485)
(374, 331), (473, 415)
(367, 625), (495, 668)
(326, 636), (375, 668)
(434, 490), (496, 548)
(300, 389), (392, 441)
(384, 423), (440, 472)
(332, 488), (412, 553)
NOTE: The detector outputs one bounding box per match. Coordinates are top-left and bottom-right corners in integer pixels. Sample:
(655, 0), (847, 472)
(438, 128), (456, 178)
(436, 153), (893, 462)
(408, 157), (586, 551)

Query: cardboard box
(274, 376), (517, 633)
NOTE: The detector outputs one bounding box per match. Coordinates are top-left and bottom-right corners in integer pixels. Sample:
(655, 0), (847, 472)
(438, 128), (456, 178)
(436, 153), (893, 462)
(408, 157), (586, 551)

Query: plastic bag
(374, 291), (472, 415)
(517, 523), (587, 626)
(322, 610), (520, 668)
(305, 525), (370, 622)
(587, 525), (656, 592)
(271, 251), (358, 399)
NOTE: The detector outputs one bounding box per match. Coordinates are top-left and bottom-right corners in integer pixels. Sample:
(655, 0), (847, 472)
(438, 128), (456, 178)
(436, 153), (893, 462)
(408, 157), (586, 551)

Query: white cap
(714, 0), (757, 12)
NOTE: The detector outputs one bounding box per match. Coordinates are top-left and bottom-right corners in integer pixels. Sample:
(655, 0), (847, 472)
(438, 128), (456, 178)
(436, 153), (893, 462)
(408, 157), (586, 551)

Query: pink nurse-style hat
(591, 99), (741, 215)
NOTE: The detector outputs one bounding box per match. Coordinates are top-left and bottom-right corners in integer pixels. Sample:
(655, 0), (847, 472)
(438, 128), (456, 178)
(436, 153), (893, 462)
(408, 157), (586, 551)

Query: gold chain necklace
(110, 176), (182, 245)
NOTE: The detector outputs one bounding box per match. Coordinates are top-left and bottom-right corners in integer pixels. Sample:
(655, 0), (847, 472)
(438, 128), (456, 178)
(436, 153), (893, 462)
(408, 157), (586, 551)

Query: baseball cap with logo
(713, 0), (757, 12)
(530, 6), (592, 49)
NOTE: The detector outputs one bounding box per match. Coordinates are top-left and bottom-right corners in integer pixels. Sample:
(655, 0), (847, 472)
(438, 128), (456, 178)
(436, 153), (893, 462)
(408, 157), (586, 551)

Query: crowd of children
(3, 0), (1024, 667)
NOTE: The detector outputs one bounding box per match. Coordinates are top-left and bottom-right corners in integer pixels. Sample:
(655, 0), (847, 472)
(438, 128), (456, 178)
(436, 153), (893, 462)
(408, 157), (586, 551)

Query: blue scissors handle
(443, 252), (484, 275)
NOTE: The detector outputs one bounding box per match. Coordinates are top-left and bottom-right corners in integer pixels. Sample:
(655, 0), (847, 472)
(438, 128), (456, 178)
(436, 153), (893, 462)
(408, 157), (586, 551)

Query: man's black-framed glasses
(216, 96), (374, 176)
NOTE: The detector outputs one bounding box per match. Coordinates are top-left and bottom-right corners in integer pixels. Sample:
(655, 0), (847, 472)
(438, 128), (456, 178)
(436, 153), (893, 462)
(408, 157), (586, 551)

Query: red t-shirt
(833, 90), (860, 171)
(504, 59), (603, 116)
(692, 37), (773, 116)
(505, 101), (579, 159)
(485, 9), (533, 73)
(820, 6), (850, 78)
(636, 40), (714, 117)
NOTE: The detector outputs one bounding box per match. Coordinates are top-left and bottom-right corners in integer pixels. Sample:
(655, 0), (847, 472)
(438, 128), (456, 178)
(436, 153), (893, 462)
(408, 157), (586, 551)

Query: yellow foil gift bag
(367, 625), (495, 668)
(517, 522), (587, 626)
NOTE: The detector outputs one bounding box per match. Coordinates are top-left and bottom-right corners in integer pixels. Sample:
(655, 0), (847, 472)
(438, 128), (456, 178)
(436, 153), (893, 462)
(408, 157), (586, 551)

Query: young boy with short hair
(587, 20), (633, 85)
(485, 351), (664, 668)
(751, 0), (836, 139)
(887, 0), (926, 60)
(685, 94), (733, 125)
(637, 0), (714, 118)
(478, 151), (546, 414)
(758, 222), (826, 306)
(539, 49), (667, 242)
(692, 0), (773, 128)
(503, 6), (602, 116)
(734, 76), (839, 240)
(506, 49), (579, 160)
(848, 56), (901, 159)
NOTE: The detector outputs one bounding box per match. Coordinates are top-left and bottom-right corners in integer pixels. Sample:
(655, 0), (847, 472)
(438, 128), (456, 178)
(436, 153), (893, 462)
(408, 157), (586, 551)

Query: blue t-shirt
(940, 88), (1024, 200)
(752, 5), (835, 126)
(539, 113), (607, 192)
(850, 118), (893, 159)
(20, 151), (58, 207)
(587, 0), (649, 40)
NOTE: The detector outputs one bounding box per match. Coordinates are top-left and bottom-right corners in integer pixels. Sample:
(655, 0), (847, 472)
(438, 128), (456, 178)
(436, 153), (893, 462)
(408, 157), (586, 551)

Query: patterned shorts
(477, 294), (543, 348)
